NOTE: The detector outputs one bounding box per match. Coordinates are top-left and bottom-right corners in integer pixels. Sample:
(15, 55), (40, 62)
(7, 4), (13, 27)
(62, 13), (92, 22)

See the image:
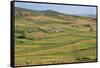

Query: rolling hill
(14, 7), (97, 66)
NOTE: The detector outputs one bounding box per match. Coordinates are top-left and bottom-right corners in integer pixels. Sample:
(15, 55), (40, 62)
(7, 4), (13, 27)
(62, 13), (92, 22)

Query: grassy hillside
(14, 7), (97, 66)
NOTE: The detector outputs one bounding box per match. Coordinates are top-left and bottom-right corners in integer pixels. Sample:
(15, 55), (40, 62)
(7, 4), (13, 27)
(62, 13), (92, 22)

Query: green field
(14, 7), (97, 66)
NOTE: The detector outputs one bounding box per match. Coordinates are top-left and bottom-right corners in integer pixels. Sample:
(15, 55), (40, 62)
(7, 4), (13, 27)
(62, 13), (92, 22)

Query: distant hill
(15, 7), (68, 17)
(86, 14), (96, 18)
(15, 7), (96, 25)
(15, 7), (96, 18)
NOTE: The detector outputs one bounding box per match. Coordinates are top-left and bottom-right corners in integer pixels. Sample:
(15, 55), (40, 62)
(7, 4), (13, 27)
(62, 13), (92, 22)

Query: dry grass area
(14, 7), (97, 66)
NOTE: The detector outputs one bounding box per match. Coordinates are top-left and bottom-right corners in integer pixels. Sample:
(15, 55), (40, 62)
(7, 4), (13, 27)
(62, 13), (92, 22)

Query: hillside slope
(14, 7), (97, 66)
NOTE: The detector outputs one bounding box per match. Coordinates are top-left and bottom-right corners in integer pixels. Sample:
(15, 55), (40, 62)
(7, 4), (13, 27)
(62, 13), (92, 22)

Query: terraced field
(14, 7), (97, 66)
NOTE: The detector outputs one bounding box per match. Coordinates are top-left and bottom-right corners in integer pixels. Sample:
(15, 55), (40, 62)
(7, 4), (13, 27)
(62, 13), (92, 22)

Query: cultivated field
(14, 7), (97, 66)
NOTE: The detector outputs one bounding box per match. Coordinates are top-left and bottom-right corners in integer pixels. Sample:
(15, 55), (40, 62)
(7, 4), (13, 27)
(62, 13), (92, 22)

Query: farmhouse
(52, 27), (64, 32)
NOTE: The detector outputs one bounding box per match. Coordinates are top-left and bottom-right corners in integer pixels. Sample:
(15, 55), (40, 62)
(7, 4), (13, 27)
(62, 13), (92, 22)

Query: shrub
(90, 28), (93, 32)
(83, 24), (91, 27)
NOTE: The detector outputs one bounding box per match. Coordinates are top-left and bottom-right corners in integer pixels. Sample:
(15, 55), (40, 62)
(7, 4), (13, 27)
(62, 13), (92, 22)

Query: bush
(90, 28), (93, 32)
(83, 24), (91, 27)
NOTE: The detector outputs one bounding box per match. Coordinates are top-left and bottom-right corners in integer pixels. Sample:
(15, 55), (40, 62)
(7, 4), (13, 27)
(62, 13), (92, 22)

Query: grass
(14, 9), (97, 66)
(15, 30), (97, 66)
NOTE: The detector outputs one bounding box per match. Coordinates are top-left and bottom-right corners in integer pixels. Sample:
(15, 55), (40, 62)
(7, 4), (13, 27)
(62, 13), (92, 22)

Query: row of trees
(71, 24), (94, 32)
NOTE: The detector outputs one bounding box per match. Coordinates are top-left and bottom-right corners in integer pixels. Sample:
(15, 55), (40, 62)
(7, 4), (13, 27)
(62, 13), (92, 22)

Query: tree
(90, 27), (93, 32)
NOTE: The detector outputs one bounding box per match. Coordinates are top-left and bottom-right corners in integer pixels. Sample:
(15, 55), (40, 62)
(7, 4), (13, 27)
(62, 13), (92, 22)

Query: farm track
(15, 39), (82, 56)
(15, 38), (94, 57)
